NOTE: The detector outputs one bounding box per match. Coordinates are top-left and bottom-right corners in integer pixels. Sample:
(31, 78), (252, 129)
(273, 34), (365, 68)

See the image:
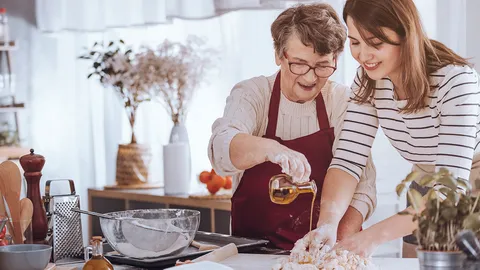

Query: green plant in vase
(396, 168), (480, 268)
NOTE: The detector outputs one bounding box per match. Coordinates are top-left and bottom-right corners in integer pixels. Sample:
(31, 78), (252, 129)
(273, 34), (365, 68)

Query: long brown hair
(343, 0), (471, 113)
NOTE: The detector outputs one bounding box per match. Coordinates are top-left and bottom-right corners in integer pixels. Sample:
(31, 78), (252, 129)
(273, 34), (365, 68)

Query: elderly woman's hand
(266, 142), (312, 183)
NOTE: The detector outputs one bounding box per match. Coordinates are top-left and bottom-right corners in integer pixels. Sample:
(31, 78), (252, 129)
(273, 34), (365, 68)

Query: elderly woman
(208, 3), (376, 250)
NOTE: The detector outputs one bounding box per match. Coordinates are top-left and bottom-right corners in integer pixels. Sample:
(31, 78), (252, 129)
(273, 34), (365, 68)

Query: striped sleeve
(329, 68), (379, 181)
(435, 66), (480, 180)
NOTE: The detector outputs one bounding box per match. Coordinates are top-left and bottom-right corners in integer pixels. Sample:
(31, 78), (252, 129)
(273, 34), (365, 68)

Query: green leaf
(426, 188), (438, 201)
(398, 210), (411, 215)
(93, 62), (101, 69)
(403, 171), (420, 184)
(457, 178), (472, 191)
(108, 41), (114, 47)
(436, 175), (458, 191)
(396, 183), (406, 197)
(463, 213), (480, 231)
(87, 73), (94, 79)
(418, 175), (435, 186)
(119, 39), (125, 44)
(438, 167), (450, 175)
(407, 189), (424, 211)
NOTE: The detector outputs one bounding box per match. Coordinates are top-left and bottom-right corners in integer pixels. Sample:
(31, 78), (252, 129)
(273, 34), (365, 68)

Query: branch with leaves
(79, 40), (152, 144)
(396, 168), (480, 251)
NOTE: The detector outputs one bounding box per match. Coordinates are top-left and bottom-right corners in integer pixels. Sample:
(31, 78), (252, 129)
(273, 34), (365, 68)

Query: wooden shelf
(0, 146), (30, 160)
(0, 103), (25, 112)
(0, 40), (18, 51)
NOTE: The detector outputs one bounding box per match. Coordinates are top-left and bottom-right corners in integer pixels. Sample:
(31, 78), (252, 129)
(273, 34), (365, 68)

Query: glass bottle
(269, 174), (317, 204)
(83, 236), (114, 270)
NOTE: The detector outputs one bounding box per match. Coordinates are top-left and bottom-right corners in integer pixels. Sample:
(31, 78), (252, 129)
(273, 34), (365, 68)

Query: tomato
(0, 226), (6, 239)
(0, 238), (8, 246)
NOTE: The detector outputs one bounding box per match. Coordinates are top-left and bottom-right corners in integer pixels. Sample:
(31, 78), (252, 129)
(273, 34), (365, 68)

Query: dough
(272, 238), (377, 270)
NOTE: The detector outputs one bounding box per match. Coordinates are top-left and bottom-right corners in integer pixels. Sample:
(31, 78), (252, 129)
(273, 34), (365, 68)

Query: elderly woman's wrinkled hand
(267, 143), (312, 183)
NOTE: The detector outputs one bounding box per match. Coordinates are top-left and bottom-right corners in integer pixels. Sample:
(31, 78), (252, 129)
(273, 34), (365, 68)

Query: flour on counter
(272, 241), (378, 270)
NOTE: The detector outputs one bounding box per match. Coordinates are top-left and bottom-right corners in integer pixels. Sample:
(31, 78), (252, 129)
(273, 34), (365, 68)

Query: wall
(466, 0), (480, 70)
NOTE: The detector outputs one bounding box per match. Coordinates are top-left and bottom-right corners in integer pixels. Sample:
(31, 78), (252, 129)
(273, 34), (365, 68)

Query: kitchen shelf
(0, 40), (18, 51)
(0, 103), (25, 112)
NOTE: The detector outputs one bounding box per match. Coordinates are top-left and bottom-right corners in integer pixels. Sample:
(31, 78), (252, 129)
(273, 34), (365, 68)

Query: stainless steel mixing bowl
(99, 209), (200, 259)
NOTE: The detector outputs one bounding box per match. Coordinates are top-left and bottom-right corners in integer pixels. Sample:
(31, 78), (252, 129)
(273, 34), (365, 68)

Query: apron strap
(265, 72), (281, 138)
(265, 72), (331, 138)
(315, 88), (330, 130)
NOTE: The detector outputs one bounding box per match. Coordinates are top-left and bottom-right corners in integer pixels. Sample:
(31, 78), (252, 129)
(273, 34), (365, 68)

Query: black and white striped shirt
(330, 64), (480, 181)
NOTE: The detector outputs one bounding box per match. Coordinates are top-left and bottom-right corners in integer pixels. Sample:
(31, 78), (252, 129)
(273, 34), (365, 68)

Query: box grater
(43, 179), (84, 264)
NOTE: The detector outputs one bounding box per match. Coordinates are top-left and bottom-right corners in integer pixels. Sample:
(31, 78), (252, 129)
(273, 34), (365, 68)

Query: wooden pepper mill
(19, 149), (48, 244)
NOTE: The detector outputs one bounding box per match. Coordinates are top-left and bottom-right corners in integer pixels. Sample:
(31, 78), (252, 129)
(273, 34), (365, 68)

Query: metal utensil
(456, 230), (480, 261)
(44, 179), (84, 264)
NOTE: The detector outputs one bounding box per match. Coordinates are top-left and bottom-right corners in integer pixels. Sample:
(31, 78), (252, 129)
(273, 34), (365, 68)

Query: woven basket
(113, 143), (152, 187)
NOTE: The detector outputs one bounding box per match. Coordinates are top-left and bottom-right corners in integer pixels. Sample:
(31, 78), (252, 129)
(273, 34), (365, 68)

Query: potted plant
(396, 168), (480, 269)
(79, 40), (156, 189)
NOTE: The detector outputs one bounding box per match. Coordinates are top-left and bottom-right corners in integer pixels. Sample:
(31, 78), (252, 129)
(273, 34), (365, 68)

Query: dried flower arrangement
(141, 36), (216, 124)
(396, 168), (480, 251)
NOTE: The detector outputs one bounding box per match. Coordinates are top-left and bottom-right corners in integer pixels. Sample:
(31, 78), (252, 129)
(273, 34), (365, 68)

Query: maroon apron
(231, 73), (335, 250)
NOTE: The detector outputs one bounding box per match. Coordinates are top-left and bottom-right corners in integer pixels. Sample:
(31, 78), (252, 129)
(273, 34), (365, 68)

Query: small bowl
(100, 209), (200, 259)
(0, 244), (52, 270)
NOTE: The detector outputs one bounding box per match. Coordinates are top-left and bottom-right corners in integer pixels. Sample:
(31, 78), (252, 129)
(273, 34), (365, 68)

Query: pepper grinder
(19, 149), (48, 244)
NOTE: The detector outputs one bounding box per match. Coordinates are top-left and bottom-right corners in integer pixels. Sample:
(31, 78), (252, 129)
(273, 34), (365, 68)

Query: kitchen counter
(64, 254), (419, 270)
(221, 254), (419, 270)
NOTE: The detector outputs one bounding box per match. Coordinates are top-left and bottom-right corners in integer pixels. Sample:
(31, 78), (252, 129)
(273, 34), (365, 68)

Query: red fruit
(0, 238), (7, 246)
(207, 182), (221, 195)
(207, 175), (226, 195)
(0, 226), (5, 239)
(224, 176), (232, 189)
(199, 171), (212, 184)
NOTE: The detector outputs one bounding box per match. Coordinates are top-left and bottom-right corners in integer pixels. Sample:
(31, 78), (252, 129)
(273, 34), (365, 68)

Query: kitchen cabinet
(87, 188), (231, 237)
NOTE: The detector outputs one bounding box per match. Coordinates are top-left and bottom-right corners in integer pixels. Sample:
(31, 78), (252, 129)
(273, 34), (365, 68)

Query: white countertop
(220, 254), (419, 270)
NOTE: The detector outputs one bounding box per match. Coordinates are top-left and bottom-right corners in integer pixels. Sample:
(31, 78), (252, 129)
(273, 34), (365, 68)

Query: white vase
(169, 122), (190, 144)
(163, 122), (192, 195)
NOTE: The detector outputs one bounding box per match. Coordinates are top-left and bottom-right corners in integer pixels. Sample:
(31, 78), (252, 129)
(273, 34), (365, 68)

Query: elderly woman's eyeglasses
(283, 52), (337, 78)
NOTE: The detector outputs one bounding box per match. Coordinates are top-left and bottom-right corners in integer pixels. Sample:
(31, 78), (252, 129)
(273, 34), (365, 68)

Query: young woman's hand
(333, 229), (380, 258)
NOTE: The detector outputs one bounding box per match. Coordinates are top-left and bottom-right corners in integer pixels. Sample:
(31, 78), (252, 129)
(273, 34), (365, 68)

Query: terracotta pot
(113, 143), (152, 187)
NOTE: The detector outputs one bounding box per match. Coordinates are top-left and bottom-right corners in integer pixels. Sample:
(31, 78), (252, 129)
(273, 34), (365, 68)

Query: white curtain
(35, 0), (317, 32)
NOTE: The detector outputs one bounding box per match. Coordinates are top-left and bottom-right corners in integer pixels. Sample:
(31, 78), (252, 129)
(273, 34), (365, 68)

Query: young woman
(208, 3), (376, 250)
(300, 0), (480, 258)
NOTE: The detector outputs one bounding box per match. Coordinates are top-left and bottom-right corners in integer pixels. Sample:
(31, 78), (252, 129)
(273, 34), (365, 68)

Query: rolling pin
(191, 240), (220, 251)
(176, 243), (238, 266)
(192, 243), (238, 263)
